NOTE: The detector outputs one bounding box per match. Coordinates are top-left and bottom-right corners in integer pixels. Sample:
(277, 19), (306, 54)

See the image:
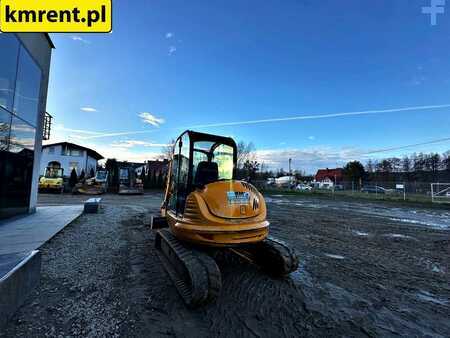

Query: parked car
(266, 177), (276, 186)
(361, 186), (387, 194)
(296, 184), (312, 191)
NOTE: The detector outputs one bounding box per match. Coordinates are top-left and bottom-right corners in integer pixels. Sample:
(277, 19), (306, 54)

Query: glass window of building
(13, 46), (42, 127)
(0, 108), (11, 151)
(70, 148), (82, 156)
(0, 34), (20, 112)
(69, 162), (79, 173)
(8, 117), (36, 153)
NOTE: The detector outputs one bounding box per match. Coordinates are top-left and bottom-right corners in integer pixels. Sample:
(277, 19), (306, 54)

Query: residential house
(313, 168), (344, 189)
(40, 142), (103, 178)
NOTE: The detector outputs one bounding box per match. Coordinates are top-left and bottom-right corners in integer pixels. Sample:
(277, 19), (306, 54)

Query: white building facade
(40, 142), (103, 178)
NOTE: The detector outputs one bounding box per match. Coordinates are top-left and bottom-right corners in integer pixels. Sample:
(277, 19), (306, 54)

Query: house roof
(42, 142), (104, 160)
(315, 168), (344, 181)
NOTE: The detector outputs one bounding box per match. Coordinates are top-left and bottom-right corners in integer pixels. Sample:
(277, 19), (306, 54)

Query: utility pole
(289, 158), (292, 175)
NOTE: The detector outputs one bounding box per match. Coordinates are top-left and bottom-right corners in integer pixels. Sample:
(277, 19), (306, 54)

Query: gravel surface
(2, 192), (449, 337)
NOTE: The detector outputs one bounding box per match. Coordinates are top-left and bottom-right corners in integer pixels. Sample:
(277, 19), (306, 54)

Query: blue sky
(47, 0), (450, 173)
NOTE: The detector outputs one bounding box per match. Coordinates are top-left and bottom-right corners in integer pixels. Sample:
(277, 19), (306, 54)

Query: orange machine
(153, 130), (298, 307)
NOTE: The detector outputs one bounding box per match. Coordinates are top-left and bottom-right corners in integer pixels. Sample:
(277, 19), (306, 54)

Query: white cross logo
(422, 0), (446, 26)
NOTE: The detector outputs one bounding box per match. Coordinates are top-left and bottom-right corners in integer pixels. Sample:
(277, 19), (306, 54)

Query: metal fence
(252, 180), (450, 204)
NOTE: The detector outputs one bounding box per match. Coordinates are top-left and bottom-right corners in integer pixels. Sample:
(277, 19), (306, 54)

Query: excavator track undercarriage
(155, 229), (221, 307)
(230, 237), (299, 276)
(155, 228), (298, 307)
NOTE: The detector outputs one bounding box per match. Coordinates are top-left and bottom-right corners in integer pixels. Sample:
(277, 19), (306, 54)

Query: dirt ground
(2, 192), (449, 337)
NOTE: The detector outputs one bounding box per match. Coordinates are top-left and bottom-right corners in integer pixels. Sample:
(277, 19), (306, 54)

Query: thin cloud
(257, 135), (450, 173)
(80, 107), (98, 112)
(308, 136), (316, 140)
(139, 112), (165, 127)
(256, 146), (361, 173)
(70, 35), (90, 44)
(168, 46), (177, 55)
(166, 32), (174, 39)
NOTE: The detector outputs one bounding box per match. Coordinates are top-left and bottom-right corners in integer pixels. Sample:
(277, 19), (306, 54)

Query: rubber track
(234, 237), (299, 277)
(155, 229), (221, 307)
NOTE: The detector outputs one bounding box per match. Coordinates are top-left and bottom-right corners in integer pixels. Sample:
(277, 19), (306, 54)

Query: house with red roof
(313, 168), (344, 189)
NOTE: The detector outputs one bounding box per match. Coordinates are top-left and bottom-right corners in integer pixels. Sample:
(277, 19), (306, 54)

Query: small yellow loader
(39, 167), (64, 193)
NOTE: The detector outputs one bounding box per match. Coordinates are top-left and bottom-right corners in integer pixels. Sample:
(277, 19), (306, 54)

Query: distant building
(275, 175), (296, 188)
(313, 168), (344, 189)
(0, 33), (54, 219)
(145, 159), (169, 177)
(40, 142), (104, 177)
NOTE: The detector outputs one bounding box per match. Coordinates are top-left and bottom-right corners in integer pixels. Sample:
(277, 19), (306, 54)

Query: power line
(364, 137), (450, 155)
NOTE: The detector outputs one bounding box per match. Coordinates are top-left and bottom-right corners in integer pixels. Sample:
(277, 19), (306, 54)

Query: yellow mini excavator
(152, 130), (298, 307)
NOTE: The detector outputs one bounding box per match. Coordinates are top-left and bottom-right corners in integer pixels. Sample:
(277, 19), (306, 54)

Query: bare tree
(402, 156), (411, 172)
(237, 141), (256, 169)
(365, 160), (374, 173)
(0, 122), (9, 151)
(159, 138), (175, 161)
(429, 153), (441, 174)
(390, 157), (402, 172)
(443, 151), (450, 171)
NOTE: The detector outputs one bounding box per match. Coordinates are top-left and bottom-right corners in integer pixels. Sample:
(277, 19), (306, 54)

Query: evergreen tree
(69, 168), (78, 187)
(89, 167), (95, 178)
(79, 169), (85, 182)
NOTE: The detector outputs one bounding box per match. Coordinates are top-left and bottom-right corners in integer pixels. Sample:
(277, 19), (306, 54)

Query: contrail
(68, 103), (450, 140)
(190, 104), (450, 128)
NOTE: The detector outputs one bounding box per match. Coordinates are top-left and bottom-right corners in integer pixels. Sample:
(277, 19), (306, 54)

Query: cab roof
(180, 130), (237, 148)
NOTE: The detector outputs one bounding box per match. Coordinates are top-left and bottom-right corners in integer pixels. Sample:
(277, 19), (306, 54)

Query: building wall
(16, 34), (53, 213)
(40, 145), (99, 177)
(0, 33), (52, 219)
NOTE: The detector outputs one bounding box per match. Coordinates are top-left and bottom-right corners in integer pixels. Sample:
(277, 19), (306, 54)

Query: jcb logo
(0, 0), (112, 32)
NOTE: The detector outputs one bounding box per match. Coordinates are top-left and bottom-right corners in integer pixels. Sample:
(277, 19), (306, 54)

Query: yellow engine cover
(167, 180), (269, 247)
(200, 181), (263, 218)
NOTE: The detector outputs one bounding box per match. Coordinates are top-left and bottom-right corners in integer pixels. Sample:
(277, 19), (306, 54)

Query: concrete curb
(0, 250), (41, 330)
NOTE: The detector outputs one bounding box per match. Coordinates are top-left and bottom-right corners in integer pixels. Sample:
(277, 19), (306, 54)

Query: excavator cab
(164, 131), (237, 217)
(154, 130), (298, 307)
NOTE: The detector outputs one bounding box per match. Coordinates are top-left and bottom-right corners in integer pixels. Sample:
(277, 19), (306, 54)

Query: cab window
(192, 141), (234, 185)
(168, 135), (190, 214)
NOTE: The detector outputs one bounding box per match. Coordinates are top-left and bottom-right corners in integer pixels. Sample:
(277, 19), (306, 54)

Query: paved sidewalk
(0, 205), (83, 328)
(0, 206), (84, 274)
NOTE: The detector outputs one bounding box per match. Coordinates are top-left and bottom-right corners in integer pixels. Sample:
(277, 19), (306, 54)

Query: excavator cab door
(167, 133), (190, 216)
(165, 130), (237, 218)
